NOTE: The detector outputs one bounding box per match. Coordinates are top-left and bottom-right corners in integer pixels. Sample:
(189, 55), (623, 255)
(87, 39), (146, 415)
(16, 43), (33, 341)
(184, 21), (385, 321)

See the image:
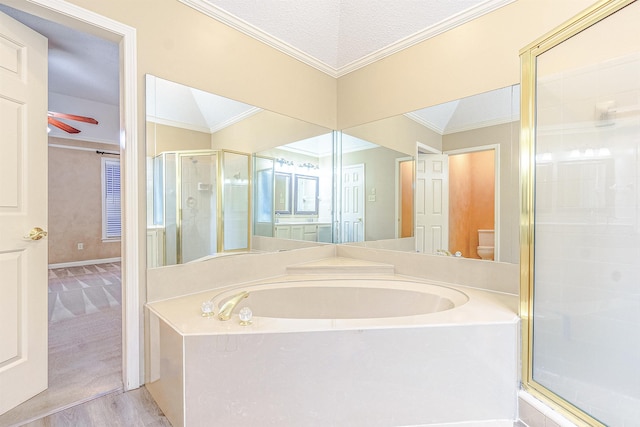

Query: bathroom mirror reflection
(146, 75), (335, 267)
(146, 74), (521, 266)
(294, 175), (319, 215)
(338, 135), (415, 245)
(341, 85), (520, 263)
(252, 133), (334, 244)
(274, 172), (292, 214)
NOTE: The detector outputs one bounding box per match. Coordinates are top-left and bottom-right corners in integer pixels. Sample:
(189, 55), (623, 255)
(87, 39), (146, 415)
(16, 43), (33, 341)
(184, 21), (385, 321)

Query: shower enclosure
(152, 149), (249, 265)
(520, 1), (639, 426)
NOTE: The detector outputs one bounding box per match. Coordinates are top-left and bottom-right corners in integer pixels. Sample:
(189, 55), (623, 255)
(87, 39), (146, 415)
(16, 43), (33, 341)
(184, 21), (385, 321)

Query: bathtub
(213, 279), (468, 321)
(146, 276), (519, 427)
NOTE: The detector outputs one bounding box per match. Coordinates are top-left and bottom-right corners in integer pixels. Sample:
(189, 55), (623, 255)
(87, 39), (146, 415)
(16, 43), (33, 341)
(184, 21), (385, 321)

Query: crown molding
(405, 111), (519, 135)
(178, 0), (337, 76)
(337, 0), (515, 77)
(404, 112), (445, 135)
(179, 0), (514, 78)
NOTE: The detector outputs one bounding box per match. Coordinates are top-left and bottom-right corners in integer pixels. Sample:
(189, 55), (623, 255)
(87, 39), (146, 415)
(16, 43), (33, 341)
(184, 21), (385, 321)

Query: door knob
(25, 227), (48, 240)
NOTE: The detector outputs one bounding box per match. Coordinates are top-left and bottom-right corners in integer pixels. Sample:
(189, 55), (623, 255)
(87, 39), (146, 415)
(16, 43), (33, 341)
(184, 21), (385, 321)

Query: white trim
(48, 143), (119, 155)
(49, 257), (122, 269)
(146, 117), (212, 134)
(12, 0), (141, 390)
(416, 142), (441, 155)
(177, 0), (336, 76)
(337, 0), (516, 77)
(406, 112), (519, 136)
(48, 134), (120, 145)
(444, 143), (501, 262)
(178, 0), (515, 78)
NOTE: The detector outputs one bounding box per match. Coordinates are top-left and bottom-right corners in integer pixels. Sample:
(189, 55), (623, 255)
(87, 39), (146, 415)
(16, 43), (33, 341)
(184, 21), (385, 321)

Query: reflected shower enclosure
(152, 150), (249, 265)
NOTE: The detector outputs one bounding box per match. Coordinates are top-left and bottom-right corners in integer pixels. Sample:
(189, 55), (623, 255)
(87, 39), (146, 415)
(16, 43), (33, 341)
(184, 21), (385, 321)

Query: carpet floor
(0, 263), (123, 427)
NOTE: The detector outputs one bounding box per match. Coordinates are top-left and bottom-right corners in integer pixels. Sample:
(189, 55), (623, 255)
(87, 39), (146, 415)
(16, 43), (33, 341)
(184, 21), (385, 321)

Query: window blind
(103, 158), (121, 239)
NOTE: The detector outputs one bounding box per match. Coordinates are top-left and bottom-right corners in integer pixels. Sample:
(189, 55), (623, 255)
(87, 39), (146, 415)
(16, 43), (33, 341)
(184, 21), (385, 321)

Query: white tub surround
(146, 244), (336, 302)
(336, 244), (520, 295)
(146, 263), (519, 427)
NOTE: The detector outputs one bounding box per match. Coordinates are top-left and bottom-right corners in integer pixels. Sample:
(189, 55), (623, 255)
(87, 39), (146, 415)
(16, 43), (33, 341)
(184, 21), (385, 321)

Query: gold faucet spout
(217, 291), (249, 320)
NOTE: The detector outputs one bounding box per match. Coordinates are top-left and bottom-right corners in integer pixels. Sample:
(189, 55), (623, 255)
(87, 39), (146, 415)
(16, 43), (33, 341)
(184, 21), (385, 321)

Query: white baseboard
(48, 257), (122, 269)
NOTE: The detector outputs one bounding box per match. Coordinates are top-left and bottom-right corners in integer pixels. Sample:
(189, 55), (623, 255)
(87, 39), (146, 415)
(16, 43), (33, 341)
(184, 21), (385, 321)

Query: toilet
(477, 229), (494, 260)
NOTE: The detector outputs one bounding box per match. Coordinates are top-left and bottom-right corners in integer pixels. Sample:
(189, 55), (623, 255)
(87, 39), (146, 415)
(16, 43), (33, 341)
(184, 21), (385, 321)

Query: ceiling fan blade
(48, 116), (81, 134)
(48, 111), (99, 125)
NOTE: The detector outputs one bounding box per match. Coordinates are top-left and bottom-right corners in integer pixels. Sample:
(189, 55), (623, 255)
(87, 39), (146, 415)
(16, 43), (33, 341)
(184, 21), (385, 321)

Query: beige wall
(60, 0), (337, 130)
(211, 110), (332, 153)
(337, 0), (596, 129)
(48, 138), (121, 264)
(344, 114), (441, 155)
(146, 122), (211, 157)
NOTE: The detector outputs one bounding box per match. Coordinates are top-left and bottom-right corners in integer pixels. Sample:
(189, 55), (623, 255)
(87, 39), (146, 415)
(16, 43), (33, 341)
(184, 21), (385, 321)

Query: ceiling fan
(47, 111), (98, 134)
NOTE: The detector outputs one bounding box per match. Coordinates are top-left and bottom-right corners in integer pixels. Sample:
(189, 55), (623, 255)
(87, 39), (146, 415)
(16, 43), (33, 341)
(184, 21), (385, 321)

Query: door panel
(341, 164), (364, 242)
(416, 154), (448, 254)
(0, 11), (48, 415)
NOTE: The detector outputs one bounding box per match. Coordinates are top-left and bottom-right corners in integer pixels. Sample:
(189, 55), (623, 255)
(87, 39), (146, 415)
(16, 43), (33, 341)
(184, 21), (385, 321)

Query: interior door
(341, 164), (365, 242)
(415, 153), (448, 254)
(0, 12), (49, 415)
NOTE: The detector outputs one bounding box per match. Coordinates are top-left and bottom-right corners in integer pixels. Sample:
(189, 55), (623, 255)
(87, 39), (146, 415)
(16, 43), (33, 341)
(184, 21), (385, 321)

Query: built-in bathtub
(146, 274), (519, 427)
(213, 279), (468, 320)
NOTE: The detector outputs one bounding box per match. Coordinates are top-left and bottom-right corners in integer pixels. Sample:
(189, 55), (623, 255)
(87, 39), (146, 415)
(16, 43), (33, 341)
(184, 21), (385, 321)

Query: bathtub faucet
(218, 291), (249, 321)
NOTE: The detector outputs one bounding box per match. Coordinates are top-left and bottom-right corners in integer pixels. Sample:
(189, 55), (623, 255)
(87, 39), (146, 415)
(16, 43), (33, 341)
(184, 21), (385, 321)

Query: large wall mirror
(146, 75), (333, 267)
(252, 129), (335, 245)
(341, 84), (520, 263)
(146, 74), (520, 267)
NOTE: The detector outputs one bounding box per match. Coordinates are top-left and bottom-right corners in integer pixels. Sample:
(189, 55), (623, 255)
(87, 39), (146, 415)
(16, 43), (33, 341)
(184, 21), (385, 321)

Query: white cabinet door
(290, 225), (304, 241)
(274, 225), (291, 239)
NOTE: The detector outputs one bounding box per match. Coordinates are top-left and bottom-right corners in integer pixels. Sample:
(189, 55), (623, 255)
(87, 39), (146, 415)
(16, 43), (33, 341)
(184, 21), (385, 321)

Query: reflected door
(179, 152), (217, 263)
(342, 164), (365, 242)
(416, 154), (448, 253)
(253, 156), (274, 237)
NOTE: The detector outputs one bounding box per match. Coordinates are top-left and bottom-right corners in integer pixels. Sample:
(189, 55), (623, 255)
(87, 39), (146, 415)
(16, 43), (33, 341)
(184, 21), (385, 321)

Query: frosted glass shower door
(179, 152), (217, 263)
(526, 2), (640, 425)
(222, 151), (250, 251)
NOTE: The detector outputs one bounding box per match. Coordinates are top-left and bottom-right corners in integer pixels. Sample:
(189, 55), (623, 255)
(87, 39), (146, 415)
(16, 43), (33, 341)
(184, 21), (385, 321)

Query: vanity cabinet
(291, 225), (304, 241)
(274, 225), (291, 239)
(273, 223), (331, 242)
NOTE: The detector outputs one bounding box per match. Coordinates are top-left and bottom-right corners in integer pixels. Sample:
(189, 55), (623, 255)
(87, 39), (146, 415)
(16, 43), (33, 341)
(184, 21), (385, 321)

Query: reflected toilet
(477, 229), (494, 260)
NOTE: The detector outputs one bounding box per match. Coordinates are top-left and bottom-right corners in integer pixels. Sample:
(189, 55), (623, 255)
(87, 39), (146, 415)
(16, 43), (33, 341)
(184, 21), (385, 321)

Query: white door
(0, 12), (49, 415)
(415, 153), (448, 254)
(341, 164), (365, 242)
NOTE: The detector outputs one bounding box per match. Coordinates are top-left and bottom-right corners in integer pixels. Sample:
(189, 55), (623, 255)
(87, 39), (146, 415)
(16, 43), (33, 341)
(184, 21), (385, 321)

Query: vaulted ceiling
(0, 1), (516, 140)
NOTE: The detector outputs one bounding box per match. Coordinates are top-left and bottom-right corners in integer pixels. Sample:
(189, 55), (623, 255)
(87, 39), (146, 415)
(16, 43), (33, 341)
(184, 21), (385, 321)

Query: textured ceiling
(183, 0), (514, 75)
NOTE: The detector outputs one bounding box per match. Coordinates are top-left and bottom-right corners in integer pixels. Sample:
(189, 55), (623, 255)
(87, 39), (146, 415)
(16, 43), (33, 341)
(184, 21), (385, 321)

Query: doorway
(341, 164), (365, 242)
(0, 0), (139, 421)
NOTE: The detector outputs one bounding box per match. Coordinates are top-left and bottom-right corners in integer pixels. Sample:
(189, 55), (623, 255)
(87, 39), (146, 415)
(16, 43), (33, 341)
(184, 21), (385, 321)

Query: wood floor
(21, 387), (171, 427)
(0, 263), (171, 427)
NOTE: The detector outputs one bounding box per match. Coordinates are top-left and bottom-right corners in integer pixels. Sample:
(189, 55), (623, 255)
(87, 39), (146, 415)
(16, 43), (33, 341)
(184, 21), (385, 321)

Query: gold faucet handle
(25, 227), (48, 240)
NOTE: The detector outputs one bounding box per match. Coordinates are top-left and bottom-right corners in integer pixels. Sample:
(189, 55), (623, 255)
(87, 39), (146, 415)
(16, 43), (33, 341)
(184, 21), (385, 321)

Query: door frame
(444, 143), (500, 261)
(394, 156), (414, 238)
(3, 0), (141, 389)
